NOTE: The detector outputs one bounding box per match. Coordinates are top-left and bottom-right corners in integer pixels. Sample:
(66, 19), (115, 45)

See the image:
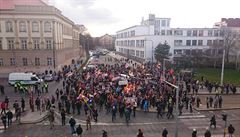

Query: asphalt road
(0, 53), (239, 137)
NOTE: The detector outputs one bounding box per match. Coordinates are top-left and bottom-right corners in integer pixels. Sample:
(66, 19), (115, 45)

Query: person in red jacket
(1, 102), (6, 115)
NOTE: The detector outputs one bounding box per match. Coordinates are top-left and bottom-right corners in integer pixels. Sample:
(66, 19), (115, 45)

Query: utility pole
(220, 49), (225, 86)
(163, 79), (179, 137)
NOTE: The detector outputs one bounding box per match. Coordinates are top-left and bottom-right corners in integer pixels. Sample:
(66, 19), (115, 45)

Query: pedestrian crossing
(180, 112), (224, 137)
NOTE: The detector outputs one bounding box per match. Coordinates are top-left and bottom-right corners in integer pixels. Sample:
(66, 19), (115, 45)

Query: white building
(115, 14), (224, 62)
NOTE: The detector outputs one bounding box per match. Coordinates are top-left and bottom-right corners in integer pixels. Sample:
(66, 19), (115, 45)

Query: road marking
(188, 125), (222, 130)
(179, 115), (206, 119)
(198, 135), (226, 137)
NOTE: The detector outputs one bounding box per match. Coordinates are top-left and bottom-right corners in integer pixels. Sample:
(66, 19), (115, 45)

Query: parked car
(44, 74), (54, 82)
(9, 72), (43, 85)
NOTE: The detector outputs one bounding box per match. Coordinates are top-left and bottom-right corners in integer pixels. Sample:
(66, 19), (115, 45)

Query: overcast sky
(46, 0), (240, 37)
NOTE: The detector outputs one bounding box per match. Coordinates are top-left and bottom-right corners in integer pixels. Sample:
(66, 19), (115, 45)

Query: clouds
(48, 0), (119, 36)
(47, 0), (240, 36)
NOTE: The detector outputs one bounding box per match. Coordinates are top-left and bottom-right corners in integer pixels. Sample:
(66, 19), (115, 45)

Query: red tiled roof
(0, 0), (46, 10)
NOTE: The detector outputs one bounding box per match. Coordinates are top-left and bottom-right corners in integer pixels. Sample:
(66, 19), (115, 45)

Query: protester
(86, 115), (91, 130)
(61, 109), (66, 126)
(69, 116), (76, 134)
(6, 109), (13, 126)
(228, 124), (235, 137)
(1, 114), (7, 130)
(192, 129), (197, 137)
(162, 128), (168, 137)
(137, 129), (144, 137)
(204, 128), (211, 137)
(76, 124), (83, 137)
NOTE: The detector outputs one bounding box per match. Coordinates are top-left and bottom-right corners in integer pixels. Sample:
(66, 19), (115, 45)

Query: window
(22, 58), (28, 66)
(207, 40), (212, 46)
(10, 58), (15, 66)
(174, 50), (182, 54)
(213, 40), (218, 45)
(46, 40), (52, 49)
(47, 58), (52, 66)
(21, 39), (27, 50)
(130, 30), (135, 37)
(44, 22), (51, 32)
(140, 51), (144, 58)
(192, 30), (198, 36)
(19, 21), (27, 32)
(140, 40), (145, 47)
(198, 40), (203, 46)
(174, 30), (183, 35)
(129, 50), (135, 56)
(136, 40), (140, 47)
(187, 30), (192, 36)
(0, 58), (3, 66)
(32, 22), (39, 32)
(220, 30), (224, 36)
(35, 58), (40, 66)
(219, 40), (224, 46)
(185, 50), (191, 55)
(5, 21), (13, 32)
(167, 30), (172, 35)
(0, 39), (2, 50)
(136, 50), (140, 57)
(161, 20), (166, 27)
(8, 40), (14, 50)
(208, 30), (213, 36)
(34, 39), (40, 50)
(31, 77), (38, 81)
(174, 40), (182, 46)
(131, 40), (135, 46)
(192, 40), (197, 46)
(161, 30), (165, 35)
(198, 30), (204, 36)
(186, 40), (191, 46)
(214, 30), (219, 36)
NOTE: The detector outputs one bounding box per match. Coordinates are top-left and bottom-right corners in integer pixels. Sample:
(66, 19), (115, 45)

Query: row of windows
(0, 39), (52, 50)
(119, 48), (145, 58)
(174, 40), (204, 46)
(156, 29), (224, 37)
(155, 19), (170, 27)
(0, 58), (52, 67)
(0, 21), (51, 33)
(116, 40), (145, 47)
(174, 49), (224, 55)
(117, 30), (135, 38)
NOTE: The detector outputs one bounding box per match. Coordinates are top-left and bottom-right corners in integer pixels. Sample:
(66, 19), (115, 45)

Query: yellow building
(0, 0), (84, 73)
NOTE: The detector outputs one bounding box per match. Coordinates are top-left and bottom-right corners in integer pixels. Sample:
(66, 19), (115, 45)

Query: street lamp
(220, 49), (225, 86)
(163, 79), (179, 137)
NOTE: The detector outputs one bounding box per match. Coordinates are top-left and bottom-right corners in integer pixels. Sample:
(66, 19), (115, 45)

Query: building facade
(98, 34), (115, 50)
(0, 0), (83, 73)
(115, 14), (225, 62)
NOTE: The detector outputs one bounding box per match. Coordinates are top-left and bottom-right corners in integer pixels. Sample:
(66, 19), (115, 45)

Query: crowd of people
(0, 55), (237, 137)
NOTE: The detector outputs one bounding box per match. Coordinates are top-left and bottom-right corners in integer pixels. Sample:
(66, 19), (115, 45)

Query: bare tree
(221, 28), (239, 63)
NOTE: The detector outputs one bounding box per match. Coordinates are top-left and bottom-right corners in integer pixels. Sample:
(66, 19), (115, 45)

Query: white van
(8, 73), (43, 85)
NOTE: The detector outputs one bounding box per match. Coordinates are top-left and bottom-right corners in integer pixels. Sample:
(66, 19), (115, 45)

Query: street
(0, 52), (239, 137)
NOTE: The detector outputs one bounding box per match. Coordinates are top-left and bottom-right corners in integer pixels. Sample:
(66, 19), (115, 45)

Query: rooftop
(0, 0), (46, 10)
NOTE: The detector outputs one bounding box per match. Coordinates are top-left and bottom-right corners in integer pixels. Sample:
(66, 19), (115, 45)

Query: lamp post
(220, 49), (225, 86)
(163, 78), (179, 137)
